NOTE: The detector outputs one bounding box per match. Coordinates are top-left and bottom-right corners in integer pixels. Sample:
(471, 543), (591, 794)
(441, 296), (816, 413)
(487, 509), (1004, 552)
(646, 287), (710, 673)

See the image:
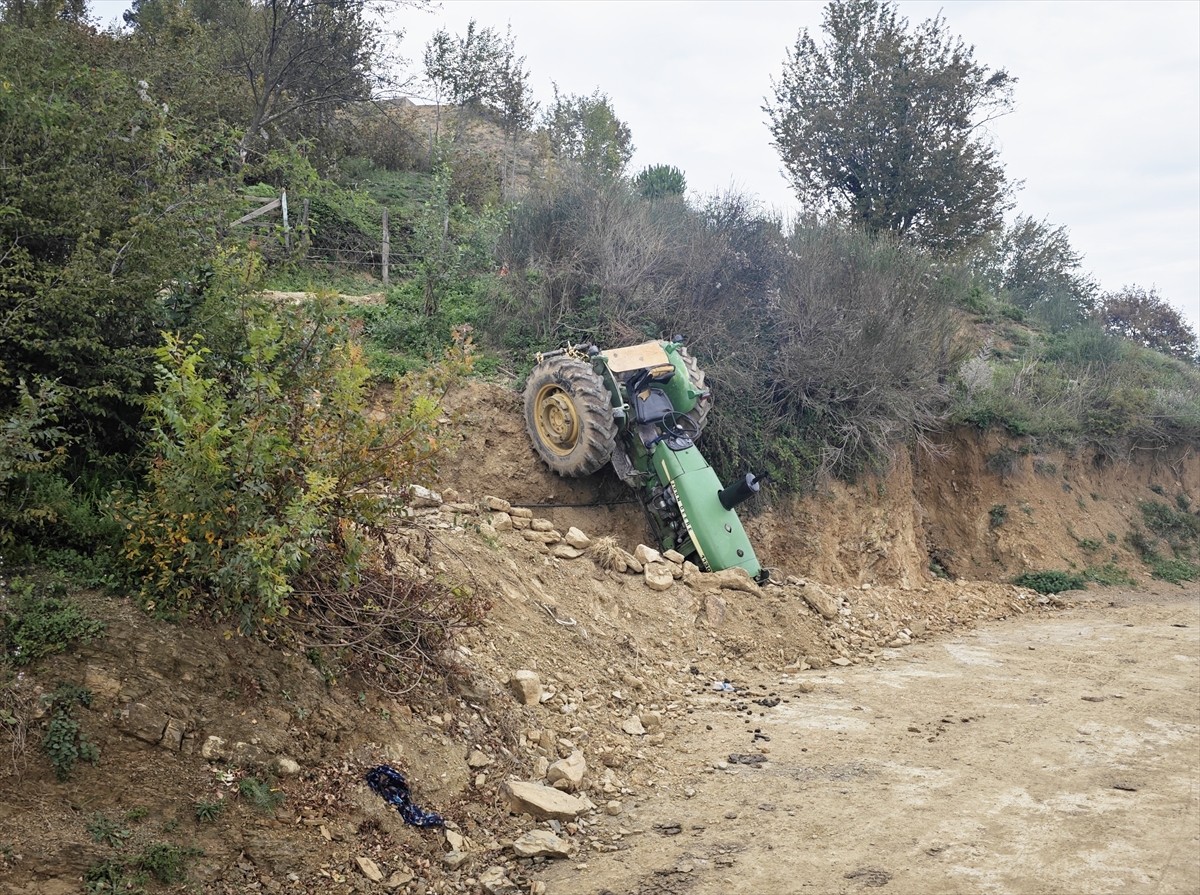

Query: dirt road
(540, 588), (1200, 895)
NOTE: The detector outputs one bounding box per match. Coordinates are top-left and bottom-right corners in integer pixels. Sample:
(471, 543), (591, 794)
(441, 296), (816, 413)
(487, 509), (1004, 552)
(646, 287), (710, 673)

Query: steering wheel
(661, 411), (701, 442)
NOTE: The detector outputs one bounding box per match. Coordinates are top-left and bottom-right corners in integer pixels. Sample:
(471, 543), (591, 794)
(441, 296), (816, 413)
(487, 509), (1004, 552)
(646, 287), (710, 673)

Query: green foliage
(407, 158), (505, 317)
(1012, 570), (1086, 594)
(1099, 285), (1198, 362)
(1077, 538), (1102, 552)
(1139, 500), (1200, 552)
(0, 20), (236, 458)
(988, 504), (1008, 528)
(634, 164), (687, 199)
(0, 379), (70, 546)
(542, 87), (634, 178)
(40, 684), (98, 780)
(84, 858), (145, 895)
(972, 215), (1096, 319)
(1, 576), (104, 665)
(87, 814), (132, 848)
(1084, 564), (1134, 587)
(116, 302), (471, 630)
(1149, 557), (1199, 585)
(423, 20), (536, 132)
(765, 0), (1013, 253)
(133, 841), (201, 884)
(237, 775), (283, 814)
(194, 799), (225, 823)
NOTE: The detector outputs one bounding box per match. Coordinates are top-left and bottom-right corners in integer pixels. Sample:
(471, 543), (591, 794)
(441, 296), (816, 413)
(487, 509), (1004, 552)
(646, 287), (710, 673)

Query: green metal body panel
(572, 338), (764, 582)
(651, 442), (762, 579)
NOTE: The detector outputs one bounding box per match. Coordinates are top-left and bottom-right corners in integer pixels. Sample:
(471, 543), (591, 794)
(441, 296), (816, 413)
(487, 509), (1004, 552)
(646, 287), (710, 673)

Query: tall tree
(974, 215), (1097, 315)
(542, 87), (633, 180)
(1098, 286), (1198, 362)
(127, 0), (389, 160)
(765, 0), (1014, 254)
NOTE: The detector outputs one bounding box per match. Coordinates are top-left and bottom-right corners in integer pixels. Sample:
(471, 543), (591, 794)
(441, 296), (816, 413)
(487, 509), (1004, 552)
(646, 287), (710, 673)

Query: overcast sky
(92, 0), (1200, 334)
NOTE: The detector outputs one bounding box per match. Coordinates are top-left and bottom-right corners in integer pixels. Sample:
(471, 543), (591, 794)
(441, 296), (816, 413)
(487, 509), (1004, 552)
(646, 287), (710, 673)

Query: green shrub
(1077, 538), (1102, 553)
(1084, 564), (1134, 586)
(194, 800), (224, 823)
(1150, 558), (1199, 585)
(1, 577), (104, 665)
(988, 504), (1008, 528)
(237, 776), (283, 814)
(116, 300), (471, 630)
(86, 814), (131, 848)
(40, 684), (98, 781)
(1139, 501), (1200, 551)
(133, 842), (201, 884)
(1012, 570), (1086, 594)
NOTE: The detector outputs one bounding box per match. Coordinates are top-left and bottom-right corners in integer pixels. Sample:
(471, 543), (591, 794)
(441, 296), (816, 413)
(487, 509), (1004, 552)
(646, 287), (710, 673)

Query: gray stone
(467, 749), (492, 769)
(160, 718), (185, 751)
(644, 563), (674, 592)
(480, 866), (514, 893)
(409, 485), (442, 508)
(508, 671), (542, 706)
(443, 850), (469, 869)
(384, 869), (415, 889)
(491, 512), (513, 532)
(801, 584), (839, 620)
(484, 495), (512, 513)
(117, 702), (168, 745)
(564, 527), (591, 549)
(355, 856), (384, 882)
(551, 544), (584, 559)
(634, 544), (663, 565)
(663, 549), (686, 564)
(547, 750), (586, 790)
(621, 715), (646, 736)
(531, 518), (555, 532)
(639, 712), (663, 732)
(273, 757), (302, 776)
(201, 735), (228, 761)
(502, 780), (590, 821)
(512, 830), (572, 858)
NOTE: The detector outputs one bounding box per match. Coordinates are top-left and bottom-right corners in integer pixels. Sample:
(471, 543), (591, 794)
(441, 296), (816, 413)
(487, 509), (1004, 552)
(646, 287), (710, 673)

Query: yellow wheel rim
(533, 383), (580, 456)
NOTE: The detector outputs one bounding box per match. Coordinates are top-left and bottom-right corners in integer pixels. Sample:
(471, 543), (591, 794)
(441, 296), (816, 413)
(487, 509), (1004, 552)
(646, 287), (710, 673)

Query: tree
(542, 87), (634, 179)
(973, 215), (1098, 325)
(634, 164), (687, 199)
(126, 0), (388, 160)
(1098, 286), (1198, 362)
(765, 0), (1014, 254)
(422, 20), (535, 130)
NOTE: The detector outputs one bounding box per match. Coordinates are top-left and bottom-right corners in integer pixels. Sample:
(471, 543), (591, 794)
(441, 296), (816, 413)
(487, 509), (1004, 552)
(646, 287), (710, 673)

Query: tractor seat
(632, 387), (675, 425)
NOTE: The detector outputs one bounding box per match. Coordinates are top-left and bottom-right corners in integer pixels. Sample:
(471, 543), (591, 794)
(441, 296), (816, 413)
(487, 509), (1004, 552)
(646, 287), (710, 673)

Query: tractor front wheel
(524, 357), (618, 477)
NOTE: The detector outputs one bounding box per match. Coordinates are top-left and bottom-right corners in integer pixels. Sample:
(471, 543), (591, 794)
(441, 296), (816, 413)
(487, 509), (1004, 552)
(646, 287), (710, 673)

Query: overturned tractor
(523, 339), (767, 583)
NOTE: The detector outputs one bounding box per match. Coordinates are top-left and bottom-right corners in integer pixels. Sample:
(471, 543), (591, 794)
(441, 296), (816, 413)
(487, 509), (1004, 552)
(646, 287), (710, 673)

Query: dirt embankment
(1, 379), (1196, 895)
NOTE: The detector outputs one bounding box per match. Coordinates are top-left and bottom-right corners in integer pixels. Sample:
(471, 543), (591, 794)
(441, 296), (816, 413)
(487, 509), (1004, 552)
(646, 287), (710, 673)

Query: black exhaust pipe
(718, 472), (767, 510)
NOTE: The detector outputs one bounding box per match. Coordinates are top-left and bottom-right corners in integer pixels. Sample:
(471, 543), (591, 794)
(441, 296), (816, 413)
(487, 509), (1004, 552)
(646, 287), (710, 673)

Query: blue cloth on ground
(364, 764), (444, 827)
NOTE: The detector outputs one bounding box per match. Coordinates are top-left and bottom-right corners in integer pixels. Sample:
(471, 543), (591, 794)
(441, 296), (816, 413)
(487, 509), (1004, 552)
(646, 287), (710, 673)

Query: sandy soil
(535, 588), (1200, 895)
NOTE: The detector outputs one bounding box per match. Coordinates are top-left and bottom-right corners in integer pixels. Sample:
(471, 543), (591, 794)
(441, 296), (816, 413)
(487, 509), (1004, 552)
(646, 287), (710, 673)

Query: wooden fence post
(381, 208), (390, 289)
(281, 189), (291, 252)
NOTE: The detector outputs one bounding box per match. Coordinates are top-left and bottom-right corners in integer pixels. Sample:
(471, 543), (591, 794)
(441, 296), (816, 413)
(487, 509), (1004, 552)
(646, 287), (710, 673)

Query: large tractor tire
(677, 346), (711, 434)
(524, 356), (618, 477)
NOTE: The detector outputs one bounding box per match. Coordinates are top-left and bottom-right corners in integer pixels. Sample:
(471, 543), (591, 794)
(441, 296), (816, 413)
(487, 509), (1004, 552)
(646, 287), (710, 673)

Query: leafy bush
(1012, 570), (1086, 594)
(1150, 558), (1199, 585)
(988, 505), (1008, 528)
(116, 300), (471, 630)
(133, 842), (202, 884)
(40, 684), (98, 781)
(1084, 564), (1134, 586)
(1, 577), (104, 666)
(1139, 500), (1200, 551)
(194, 800), (225, 823)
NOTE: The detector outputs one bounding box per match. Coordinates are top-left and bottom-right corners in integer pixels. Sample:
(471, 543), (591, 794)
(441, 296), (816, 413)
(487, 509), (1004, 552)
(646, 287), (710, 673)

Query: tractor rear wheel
(524, 357), (618, 477)
(677, 346), (711, 434)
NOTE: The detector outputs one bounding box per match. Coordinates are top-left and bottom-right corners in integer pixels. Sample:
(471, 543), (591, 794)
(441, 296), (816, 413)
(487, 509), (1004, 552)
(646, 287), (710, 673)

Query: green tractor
(523, 339), (767, 583)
